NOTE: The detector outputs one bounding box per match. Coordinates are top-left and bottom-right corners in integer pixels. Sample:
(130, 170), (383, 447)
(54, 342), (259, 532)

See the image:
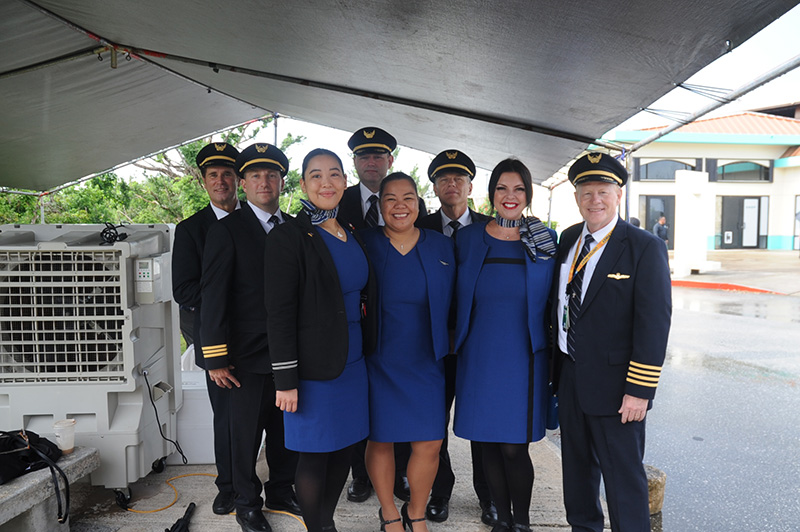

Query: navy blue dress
(283, 229), (370, 452)
(454, 232), (549, 444)
(367, 236), (446, 442)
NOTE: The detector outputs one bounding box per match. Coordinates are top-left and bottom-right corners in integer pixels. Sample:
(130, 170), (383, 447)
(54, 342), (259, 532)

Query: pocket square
(607, 272), (630, 280)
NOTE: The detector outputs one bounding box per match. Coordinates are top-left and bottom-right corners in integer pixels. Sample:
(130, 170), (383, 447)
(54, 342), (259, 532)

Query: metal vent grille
(0, 250), (127, 384)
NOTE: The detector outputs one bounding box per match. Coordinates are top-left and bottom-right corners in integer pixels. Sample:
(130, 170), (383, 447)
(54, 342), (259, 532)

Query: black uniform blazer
(265, 211), (378, 391)
(551, 218), (672, 416)
(416, 208), (490, 232)
(199, 203), (292, 373)
(338, 184), (427, 230)
(172, 204), (216, 367)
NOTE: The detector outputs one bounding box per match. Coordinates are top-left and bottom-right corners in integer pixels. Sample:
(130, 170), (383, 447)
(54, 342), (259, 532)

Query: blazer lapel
(580, 219), (627, 313)
(298, 212), (342, 292)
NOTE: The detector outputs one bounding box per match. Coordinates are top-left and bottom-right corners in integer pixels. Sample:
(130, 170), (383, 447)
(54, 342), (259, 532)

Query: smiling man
(200, 143), (299, 532)
(172, 141), (240, 515)
(552, 152), (672, 532)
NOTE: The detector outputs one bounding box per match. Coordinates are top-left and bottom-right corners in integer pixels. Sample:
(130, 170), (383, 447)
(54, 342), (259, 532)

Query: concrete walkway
(69, 434), (576, 531)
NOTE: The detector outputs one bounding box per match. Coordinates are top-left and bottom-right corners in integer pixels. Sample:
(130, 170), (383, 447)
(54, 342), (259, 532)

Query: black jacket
(199, 203), (292, 373)
(265, 211), (378, 390)
(172, 204), (217, 367)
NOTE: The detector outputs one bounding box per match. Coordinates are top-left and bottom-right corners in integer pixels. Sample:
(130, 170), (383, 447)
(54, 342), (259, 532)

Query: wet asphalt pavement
(646, 287), (800, 531)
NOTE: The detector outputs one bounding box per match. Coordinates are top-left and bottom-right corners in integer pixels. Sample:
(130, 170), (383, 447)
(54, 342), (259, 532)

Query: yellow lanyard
(567, 228), (614, 284)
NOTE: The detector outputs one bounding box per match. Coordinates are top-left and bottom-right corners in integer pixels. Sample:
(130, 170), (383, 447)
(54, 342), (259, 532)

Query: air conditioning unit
(0, 224), (182, 490)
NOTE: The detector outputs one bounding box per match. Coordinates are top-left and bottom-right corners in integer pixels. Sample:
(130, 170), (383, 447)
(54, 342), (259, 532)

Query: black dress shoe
(512, 524), (532, 532)
(426, 496), (449, 522)
(480, 499), (499, 526)
(393, 475), (410, 502)
(264, 492), (302, 515)
(236, 509), (272, 532)
(347, 477), (372, 502)
(212, 491), (235, 515)
(490, 522), (512, 532)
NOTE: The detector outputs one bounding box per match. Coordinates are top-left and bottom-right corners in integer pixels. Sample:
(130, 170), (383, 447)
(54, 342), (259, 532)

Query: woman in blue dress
(265, 148), (378, 532)
(361, 173), (455, 532)
(453, 159), (557, 532)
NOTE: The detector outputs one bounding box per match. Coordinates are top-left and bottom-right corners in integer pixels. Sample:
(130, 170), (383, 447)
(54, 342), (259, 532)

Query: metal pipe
(630, 52), (800, 152)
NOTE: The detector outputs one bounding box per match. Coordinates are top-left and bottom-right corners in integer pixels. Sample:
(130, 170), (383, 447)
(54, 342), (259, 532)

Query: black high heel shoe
(379, 508), (402, 531)
(401, 502), (426, 530)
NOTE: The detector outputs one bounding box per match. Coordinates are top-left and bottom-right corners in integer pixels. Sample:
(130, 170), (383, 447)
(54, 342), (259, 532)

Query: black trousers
(559, 359), (649, 532)
(430, 354), (490, 502)
(229, 370), (298, 512)
(206, 370), (233, 494)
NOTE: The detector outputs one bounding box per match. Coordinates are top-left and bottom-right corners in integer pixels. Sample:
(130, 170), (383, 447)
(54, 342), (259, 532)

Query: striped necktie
(567, 234), (593, 358)
(365, 195), (379, 227)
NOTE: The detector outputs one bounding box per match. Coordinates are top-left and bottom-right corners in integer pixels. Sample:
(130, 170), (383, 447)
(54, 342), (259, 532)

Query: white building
(604, 106), (800, 251)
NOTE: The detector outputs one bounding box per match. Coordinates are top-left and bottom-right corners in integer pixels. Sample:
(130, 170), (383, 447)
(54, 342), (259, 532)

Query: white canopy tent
(2, 0), (798, 191)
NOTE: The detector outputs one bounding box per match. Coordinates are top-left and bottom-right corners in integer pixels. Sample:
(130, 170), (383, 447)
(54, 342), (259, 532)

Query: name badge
(562, 303), (569, 331)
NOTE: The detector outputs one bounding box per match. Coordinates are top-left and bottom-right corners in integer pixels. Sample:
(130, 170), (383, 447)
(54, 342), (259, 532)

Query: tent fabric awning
(1, 0), (798, 191)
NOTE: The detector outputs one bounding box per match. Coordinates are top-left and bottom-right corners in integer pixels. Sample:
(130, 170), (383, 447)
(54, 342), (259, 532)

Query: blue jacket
(361, 228), (455, 361)
(454, 221), (557, 355)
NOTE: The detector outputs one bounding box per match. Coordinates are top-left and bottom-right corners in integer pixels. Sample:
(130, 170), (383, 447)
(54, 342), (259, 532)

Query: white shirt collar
(248, 202), (283, 233)
(582, 215), (618, 245)
(210, 200), (241, 220)
(359, 181), (383, 225)
(440, 207), (472, 228)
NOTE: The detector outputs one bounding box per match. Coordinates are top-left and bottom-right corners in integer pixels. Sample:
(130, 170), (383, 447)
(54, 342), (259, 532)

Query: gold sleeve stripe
(204, 351), (227, 358)
(203, 346), (227, 354)
(627, 376), (659, 388)
(627, 371), (660, 382)
(630, 361), (663, 371)
(628, 367), (661, 377)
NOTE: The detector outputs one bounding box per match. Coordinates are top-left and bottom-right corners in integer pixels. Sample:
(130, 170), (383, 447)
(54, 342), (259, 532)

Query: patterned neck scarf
(495, 214), (556, 262)
(300, 199), (339, 225)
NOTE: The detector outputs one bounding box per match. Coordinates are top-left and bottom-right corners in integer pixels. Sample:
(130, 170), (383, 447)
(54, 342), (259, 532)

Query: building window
(639, 160), (693, 181)
(718, 161), (769, 181)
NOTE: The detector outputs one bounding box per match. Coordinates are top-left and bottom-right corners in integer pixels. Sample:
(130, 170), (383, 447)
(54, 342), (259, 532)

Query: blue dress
(367, 237), (446, 442)
(283, 229), (370, 452)
(454, 232), (549, 444)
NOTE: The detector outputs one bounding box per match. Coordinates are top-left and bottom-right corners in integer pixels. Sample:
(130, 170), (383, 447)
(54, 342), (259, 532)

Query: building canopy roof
(2, 0), (798, 191)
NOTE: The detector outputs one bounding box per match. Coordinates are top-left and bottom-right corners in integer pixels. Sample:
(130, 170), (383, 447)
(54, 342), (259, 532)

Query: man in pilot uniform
(172, 141), (240, 514)
(553, 152), (671, 532)
(201, 143), (299, 532)
(417, 149), (496, 525)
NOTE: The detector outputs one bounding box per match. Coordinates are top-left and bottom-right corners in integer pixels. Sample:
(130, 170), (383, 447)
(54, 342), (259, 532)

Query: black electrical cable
(142, 370), (187, 465)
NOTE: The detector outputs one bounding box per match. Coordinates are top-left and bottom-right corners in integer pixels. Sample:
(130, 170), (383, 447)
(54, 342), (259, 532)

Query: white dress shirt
(440, 208), (473, 237)
(248, 203), (285, 234)
(359, 182), (384, 226)
(557, 216), (618, 352)
(210, 200), (241, 220)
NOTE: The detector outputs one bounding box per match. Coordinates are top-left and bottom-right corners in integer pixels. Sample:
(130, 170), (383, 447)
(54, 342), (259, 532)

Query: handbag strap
(2, 430), (70, 523)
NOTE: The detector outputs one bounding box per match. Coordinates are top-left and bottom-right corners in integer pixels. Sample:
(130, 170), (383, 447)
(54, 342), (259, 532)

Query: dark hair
(301, 148), (344, 178)
(379, 172), (418, 199)
(487, 158), (533, 208)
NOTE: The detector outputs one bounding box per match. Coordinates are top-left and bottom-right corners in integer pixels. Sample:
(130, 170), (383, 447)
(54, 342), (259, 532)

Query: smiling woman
(359, 171), (456, 532)
(265, 147), (378, 532)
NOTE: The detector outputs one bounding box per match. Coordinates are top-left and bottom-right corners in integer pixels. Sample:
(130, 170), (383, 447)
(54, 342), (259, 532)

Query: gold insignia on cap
(363, 130), (376, 139)
(446, 151), (458, 159)
(607, 272), (630, 280)
(214, 143), (226, 152)
(255, 144), (268, 153)
(587, 153), (602, 164)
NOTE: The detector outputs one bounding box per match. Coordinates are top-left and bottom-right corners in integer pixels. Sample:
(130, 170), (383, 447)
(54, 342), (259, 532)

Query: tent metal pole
(630, 52), (800, 152)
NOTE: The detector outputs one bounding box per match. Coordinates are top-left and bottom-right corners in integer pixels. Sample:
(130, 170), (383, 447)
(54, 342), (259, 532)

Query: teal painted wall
(767, 235), (794, 250)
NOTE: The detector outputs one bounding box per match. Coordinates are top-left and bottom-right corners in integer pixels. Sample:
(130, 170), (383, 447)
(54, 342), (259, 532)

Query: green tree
(0, 193), (39, 224)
